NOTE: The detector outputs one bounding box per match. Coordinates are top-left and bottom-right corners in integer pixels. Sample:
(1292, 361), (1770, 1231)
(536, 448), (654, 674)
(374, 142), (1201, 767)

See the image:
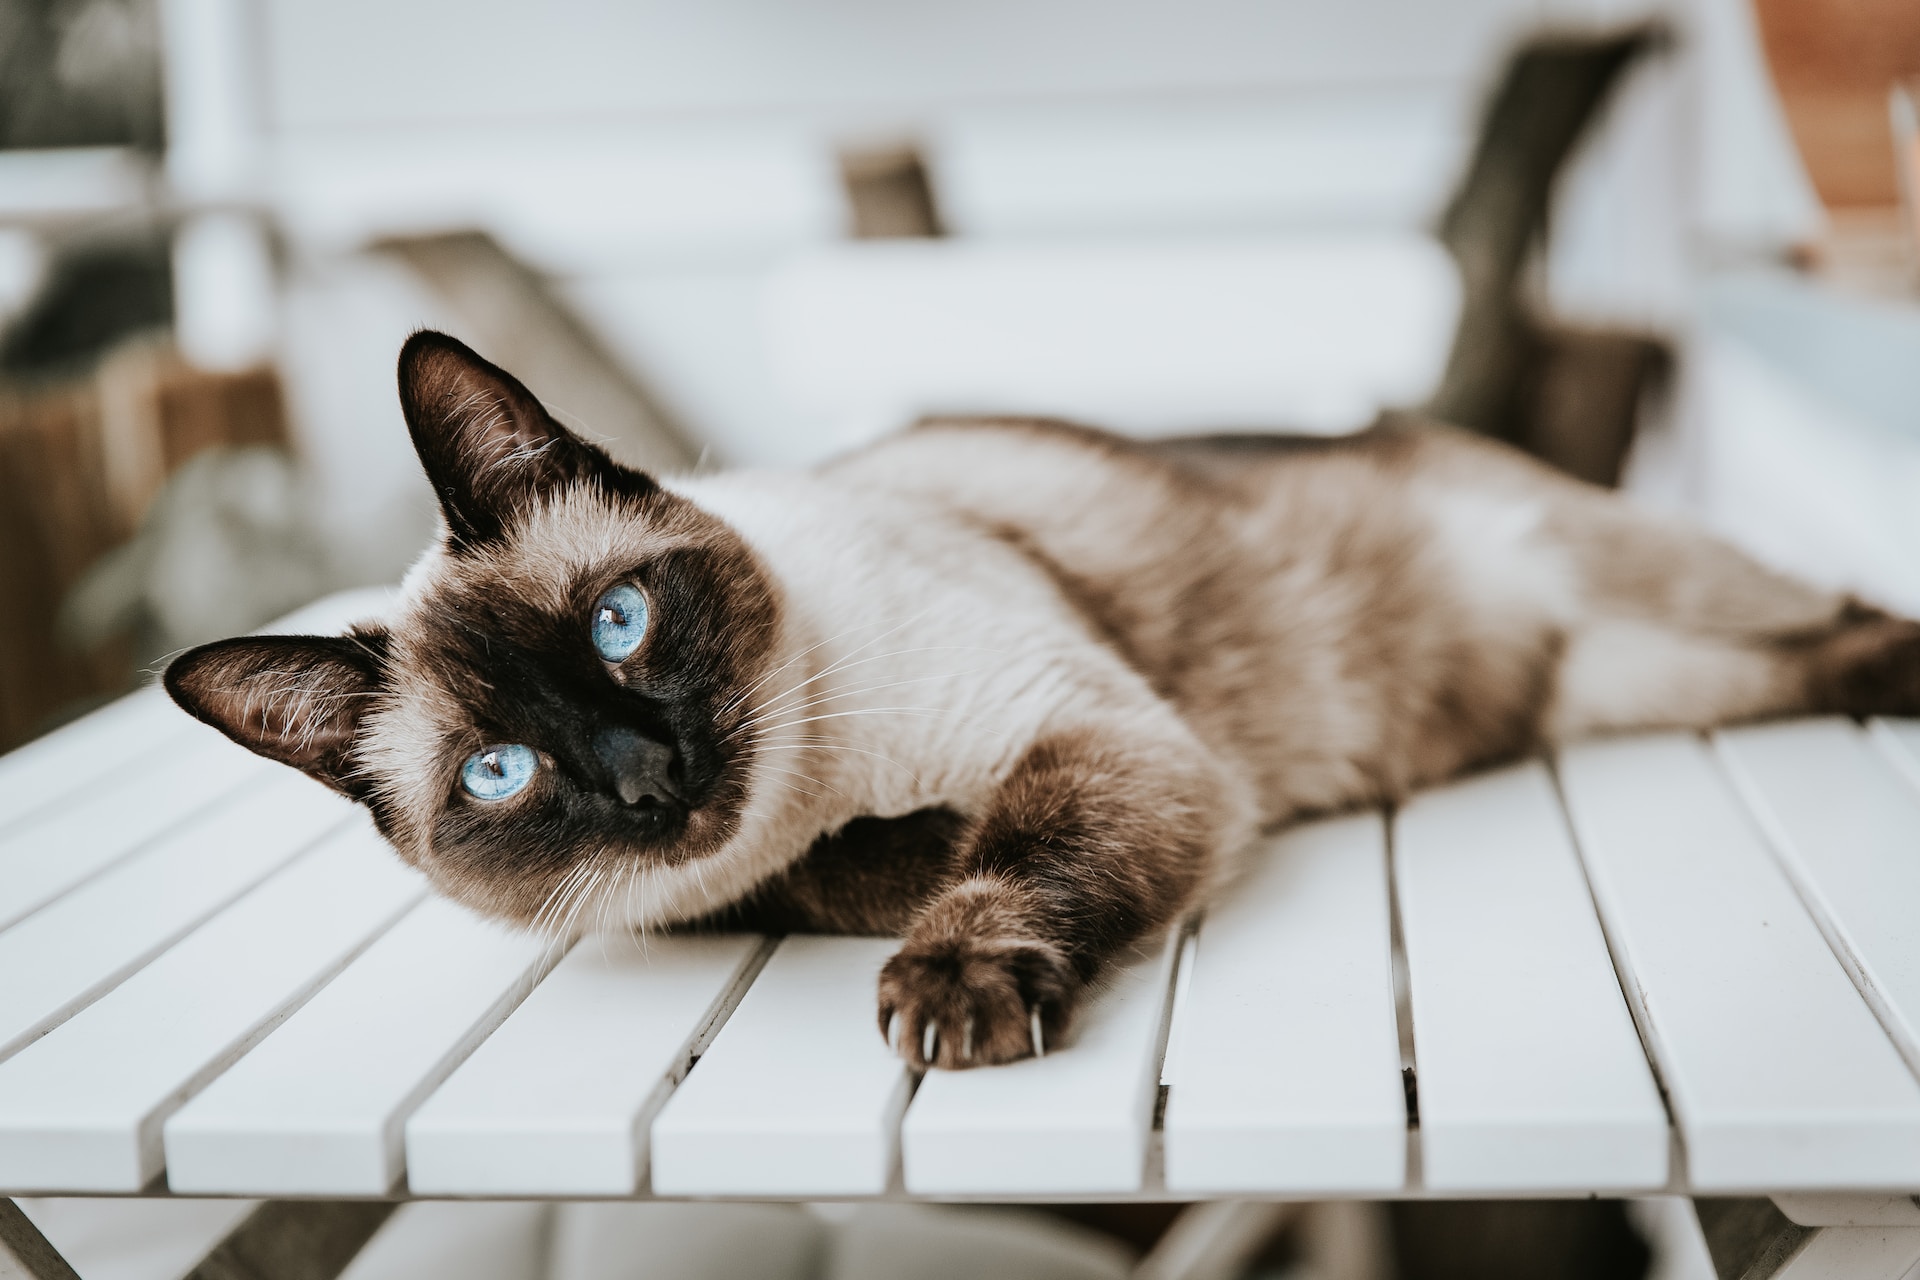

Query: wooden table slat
(0, 771), (354, 1063)
(404, 931), (766, 1196)
(1162, 815), (1406, 1194)
(0, 821), (424, 1192)
(163, 896), (559, 1195)
(1394, 762), (1668, 1190)
(1870, 718), (1920, 796)
(5, 670), (1920, 1204)
(649, 936), (910, 1197)
(1557, 733), (1920, 1190)
(0, 733), (272, 932)
(1717, 719), (1920, 1078)
(900, 929), (1178, 1195)
(0, 689), (193, 834)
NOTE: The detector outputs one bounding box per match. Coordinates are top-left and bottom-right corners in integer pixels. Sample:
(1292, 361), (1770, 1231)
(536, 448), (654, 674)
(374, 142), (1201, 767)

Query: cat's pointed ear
(164, 629), (389, 798)
(397, 330), (653, 548)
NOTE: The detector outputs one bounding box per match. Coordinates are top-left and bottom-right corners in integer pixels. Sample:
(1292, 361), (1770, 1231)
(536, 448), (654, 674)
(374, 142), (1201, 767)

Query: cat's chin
(600, 795), (692, 845)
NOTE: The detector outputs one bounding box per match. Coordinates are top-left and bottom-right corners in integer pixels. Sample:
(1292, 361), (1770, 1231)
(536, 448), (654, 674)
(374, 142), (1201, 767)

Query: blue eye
(461, 744), (538, 801)
(591, 584), (649, 662)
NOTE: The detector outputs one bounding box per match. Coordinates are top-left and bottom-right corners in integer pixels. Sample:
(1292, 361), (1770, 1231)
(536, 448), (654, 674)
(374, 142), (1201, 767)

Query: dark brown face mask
(164, 330), (780, 923)
(165, 330), (655, 798)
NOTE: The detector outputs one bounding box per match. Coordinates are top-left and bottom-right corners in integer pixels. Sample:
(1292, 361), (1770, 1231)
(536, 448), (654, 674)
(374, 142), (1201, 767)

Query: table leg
(1694, 1198), (1920, 1279)
(1133, 1201), (1297, 1280)
(182, 1201), (397, 1280)
(0, 1200), (81, 1280)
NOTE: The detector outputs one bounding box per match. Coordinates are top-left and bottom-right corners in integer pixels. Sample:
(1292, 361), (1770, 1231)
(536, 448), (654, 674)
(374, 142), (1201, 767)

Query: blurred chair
(181, 0), (1920, 637)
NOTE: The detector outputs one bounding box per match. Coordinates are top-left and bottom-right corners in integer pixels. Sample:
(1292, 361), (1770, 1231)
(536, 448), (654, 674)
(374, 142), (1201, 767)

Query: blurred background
(2, 0), (1917, 1275)
(2, 0), (1918, 757)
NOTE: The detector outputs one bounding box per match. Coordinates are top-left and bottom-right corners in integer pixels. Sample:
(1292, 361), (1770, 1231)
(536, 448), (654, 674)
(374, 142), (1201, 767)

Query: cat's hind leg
(1546, 502), (1920, 737)
(1794, 601), (1920, 717)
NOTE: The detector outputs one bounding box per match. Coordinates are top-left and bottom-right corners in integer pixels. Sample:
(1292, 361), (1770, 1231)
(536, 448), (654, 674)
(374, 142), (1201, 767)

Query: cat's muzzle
(591, 724), (685, 810)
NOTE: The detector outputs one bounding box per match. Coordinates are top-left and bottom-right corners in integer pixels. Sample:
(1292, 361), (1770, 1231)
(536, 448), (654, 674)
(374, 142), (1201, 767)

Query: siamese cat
(167, 332), (1920, 1069)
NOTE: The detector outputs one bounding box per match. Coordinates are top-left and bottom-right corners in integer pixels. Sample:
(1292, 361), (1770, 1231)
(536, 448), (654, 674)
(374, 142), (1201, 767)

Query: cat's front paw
(876, 934), (1077, 1069)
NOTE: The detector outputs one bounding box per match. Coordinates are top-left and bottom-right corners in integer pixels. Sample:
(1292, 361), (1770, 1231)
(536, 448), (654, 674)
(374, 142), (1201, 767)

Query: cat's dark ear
(164, 629), (389, 798)
(397, 330), (653, 548)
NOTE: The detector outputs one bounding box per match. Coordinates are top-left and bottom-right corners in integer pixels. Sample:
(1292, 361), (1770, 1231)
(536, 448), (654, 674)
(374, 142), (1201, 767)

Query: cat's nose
(591, 726), (683, 808)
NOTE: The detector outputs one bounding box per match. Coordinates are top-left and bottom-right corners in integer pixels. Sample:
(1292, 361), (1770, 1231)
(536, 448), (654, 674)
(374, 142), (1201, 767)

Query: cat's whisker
(779, 708), (1011, 743)
(719, 609), (969, 738)
(573, 864), (609, 941)
(530, 897), (568, 953)
(552, 861), (604, 954)
(586, 865), (608, 951)
(737, 655), (995, 717)
(633, 865), (653, 954)
(740, 638), (1001, 722)
(529, 876), (568, 938)
(634, 864), (657, 954)
(718, 611), (931, 720)
(750, 740), (925, 787)
(736, 642), (999, 726)
(544, 868), (599, 965)
(608, 865), (627, 939)
(728, 667), (994, 741)
(592, 862), (627, 961)
(755, 706), (992, 735)
(532, 859), (595, 939)
(598, 865), (626, 942)
(755, 762), (840, 800)
(733, 679), (960, 740)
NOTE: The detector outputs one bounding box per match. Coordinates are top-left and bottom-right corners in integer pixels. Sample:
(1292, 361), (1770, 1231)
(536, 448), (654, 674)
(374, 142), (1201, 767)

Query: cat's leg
(1551, 604), (1920, 737)
(876, 720), (1254, 1069)
(1548, 503), (1920, 736)
(687, 807), (967, 936)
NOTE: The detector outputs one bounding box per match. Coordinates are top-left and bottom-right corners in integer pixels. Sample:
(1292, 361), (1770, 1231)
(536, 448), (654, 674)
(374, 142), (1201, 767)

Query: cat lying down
(167, 331), (1920, 1070)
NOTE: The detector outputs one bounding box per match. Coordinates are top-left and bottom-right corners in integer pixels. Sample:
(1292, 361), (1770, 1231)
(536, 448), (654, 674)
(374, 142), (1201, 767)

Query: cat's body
(167, 334), (1920, 1069)
(687, 414), (1861, 928)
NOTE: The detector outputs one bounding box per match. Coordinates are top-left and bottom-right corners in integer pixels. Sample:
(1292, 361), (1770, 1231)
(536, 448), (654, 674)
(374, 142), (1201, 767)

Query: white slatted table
(8, 600), (1920, 1280)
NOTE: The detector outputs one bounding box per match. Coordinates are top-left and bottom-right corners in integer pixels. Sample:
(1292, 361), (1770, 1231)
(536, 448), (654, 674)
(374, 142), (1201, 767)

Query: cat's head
(164, 331), (782, 926)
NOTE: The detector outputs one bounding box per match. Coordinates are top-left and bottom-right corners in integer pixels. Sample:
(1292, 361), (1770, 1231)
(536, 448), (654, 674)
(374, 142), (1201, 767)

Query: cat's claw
(876, 933), (1077, 1069)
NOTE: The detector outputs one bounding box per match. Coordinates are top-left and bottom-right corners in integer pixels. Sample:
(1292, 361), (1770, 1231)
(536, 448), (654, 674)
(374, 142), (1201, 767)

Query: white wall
(260, 0), (1548, 130)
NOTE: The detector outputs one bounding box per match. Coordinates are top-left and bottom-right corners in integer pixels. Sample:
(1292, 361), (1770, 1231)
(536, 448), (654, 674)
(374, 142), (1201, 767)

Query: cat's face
(166, 332), (781, 925)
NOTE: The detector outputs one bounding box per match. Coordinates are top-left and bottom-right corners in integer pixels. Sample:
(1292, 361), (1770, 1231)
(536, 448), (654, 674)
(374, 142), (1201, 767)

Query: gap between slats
(38, 806), (1653, 1201)
(0, 801), (360, 1066)
(676, 936), (783, 1071)
(1135, 919), (1194, 1195)
(2, 818), (1424, 1198)
(1388, 768), (1688, 1198)
(1161, 816), (1406, 1195)
(1381, 810), (1421, 1191)
(626, 934), (783, 1198)
(0, 694), (188, 837)
(1141, 923), (1199, 1192)
(370, 925), (584, 1192)
(145, 894), (429, 1183)
(1543, 755), (1686, 1180)
(407, 913), (1196, 1200)
(0, 753), (271, 936)
(1722, 720), (1920, 1085)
